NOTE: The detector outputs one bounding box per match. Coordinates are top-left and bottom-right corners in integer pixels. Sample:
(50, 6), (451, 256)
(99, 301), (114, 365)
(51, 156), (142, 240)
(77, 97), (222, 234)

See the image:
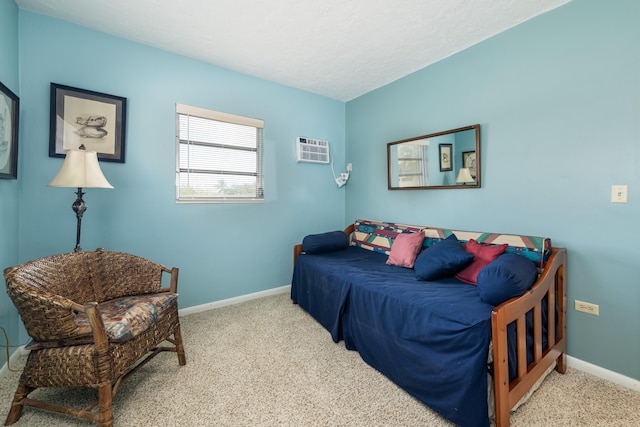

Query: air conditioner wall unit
(296, 137), (330, 164)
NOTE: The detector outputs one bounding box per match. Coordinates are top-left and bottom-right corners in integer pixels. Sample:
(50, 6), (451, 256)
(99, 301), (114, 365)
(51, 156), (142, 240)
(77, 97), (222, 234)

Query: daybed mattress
(292, 246), (496, 427)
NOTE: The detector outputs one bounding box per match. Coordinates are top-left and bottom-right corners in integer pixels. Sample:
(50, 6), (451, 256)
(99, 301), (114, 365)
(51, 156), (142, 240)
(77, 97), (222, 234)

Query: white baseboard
(178, 284), (291, 316)
(567, 355), (640, 392)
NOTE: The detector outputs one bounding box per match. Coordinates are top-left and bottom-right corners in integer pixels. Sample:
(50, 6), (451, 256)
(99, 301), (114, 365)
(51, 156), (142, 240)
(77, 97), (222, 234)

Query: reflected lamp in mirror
(455, 167), (474, 184)
(387, 124), (480, 190)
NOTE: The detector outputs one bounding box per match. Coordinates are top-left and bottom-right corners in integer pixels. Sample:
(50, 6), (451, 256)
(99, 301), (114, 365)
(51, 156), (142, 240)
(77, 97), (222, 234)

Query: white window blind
(397, 143), (428, 187)
(176, 103), (264, 202)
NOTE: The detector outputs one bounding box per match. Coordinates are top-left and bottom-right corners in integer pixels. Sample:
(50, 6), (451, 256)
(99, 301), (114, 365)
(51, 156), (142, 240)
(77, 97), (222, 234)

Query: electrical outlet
(574, 299), (599, 316)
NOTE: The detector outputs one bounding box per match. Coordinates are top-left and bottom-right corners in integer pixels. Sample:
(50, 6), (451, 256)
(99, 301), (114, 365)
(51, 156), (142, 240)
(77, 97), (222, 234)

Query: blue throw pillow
(302, 231), (348, 254)
(476, 253), (538, 306)
(414, 234), (474, 281)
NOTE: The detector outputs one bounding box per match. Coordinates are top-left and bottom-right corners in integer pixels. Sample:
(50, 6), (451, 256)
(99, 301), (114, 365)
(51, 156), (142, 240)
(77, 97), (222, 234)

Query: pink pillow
(386, 232), (425, 268)
(455, 240), (508, 284)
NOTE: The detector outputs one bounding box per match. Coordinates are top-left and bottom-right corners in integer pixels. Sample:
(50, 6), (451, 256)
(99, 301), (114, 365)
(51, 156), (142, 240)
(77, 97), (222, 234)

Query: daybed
(291, 219), (567, 427)
(3, 249), (186, 427)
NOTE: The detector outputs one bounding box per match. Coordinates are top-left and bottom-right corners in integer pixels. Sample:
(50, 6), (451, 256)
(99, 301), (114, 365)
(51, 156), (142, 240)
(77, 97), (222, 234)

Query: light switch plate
(611, 185), (628, 203)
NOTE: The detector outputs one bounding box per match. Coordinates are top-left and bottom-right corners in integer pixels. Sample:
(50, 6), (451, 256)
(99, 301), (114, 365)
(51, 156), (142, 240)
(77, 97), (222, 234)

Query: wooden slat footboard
(491, 247), (567, 427)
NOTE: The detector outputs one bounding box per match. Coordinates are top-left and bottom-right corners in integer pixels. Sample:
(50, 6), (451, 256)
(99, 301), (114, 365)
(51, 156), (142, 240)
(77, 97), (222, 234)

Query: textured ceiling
(16, 0), (570, 101)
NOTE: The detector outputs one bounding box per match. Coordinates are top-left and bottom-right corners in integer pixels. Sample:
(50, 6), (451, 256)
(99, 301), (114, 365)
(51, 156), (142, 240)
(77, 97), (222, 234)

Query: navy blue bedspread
(291, 246), (495, 427)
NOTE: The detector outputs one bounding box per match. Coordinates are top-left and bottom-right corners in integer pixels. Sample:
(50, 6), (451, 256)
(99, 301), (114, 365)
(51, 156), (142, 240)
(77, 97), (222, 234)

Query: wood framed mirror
(387, 124), (480, 190)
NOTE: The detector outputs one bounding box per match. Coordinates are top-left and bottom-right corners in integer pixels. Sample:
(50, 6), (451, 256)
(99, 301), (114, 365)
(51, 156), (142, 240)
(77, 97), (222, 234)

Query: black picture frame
(462, 150), (477, 179)
(0, 81), (19, 179)
(49, 83), (127, 163)
(439, 143), (452, 172)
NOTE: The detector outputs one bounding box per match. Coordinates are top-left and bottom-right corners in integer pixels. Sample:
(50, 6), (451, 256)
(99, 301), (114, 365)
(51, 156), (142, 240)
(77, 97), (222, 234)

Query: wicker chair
(3, 249), (186, 427)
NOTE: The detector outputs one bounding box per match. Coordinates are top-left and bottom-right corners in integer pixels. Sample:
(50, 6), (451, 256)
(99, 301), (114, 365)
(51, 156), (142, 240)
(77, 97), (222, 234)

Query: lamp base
(72, 187), (86, 252)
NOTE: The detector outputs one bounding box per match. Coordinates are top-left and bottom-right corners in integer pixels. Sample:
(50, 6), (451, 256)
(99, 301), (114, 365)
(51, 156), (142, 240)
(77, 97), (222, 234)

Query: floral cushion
(26, 293), (178, 350)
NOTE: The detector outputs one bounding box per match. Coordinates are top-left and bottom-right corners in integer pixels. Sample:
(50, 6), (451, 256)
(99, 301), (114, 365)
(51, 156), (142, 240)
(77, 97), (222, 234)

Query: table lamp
(48, 145), (113, 252)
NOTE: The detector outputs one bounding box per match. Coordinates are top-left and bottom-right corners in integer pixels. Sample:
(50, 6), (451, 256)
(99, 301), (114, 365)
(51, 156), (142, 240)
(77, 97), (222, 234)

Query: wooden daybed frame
(294, 224), (567, 427)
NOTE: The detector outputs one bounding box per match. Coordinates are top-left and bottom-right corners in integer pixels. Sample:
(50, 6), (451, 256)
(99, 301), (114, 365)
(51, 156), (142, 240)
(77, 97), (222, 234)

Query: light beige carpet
(1, 291), (639, 426)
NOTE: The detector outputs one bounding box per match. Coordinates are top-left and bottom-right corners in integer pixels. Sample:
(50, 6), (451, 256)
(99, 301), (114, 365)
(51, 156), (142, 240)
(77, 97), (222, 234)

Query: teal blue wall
(16, 11), (346, 315)
(346, 0), (640, 380)
(0, 0), (20, 352)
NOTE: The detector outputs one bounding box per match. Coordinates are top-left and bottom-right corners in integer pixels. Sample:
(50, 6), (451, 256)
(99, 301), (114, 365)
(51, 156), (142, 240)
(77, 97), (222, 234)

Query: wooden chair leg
(97, 383), (114, 427)
(174, 325), (186, 366)
(4, 383), (33, 426)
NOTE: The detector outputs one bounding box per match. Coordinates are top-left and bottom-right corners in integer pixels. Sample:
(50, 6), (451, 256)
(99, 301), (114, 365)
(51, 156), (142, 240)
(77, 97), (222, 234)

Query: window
(176, 103), (264, 202)
(397, 142), (428, 187)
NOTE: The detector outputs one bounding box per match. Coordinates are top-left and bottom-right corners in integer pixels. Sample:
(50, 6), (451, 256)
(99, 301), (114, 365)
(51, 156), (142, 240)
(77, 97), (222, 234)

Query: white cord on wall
(331, 156), (351, 188)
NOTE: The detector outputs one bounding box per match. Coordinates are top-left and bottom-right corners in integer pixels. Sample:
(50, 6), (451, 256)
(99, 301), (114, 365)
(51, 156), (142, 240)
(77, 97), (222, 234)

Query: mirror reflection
(387, 124), (480, 190)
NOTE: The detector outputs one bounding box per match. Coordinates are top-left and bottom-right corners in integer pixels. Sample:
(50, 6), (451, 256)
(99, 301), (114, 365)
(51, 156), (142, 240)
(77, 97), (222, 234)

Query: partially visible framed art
(439, 143), (452, 172)
(462, 150), (477, 179)
(0, 81), (19, 179)
(49, 83), (127, 163)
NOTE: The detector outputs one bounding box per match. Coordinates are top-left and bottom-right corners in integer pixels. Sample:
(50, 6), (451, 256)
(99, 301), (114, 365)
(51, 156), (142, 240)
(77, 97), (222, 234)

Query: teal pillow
(476, 254), (538, 306)
(414, 234), (473, 281)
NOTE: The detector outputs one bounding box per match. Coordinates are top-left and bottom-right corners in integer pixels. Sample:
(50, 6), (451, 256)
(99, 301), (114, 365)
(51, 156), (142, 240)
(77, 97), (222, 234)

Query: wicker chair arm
(6, 282), (89, 342)
(159, 266), (179, 294)
(83, 302), (109, 351)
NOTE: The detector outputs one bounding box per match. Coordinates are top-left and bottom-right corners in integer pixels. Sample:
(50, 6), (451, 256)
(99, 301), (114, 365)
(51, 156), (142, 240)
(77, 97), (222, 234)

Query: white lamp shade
(455, 167), (474, 183)
(48, 149), (113, 188)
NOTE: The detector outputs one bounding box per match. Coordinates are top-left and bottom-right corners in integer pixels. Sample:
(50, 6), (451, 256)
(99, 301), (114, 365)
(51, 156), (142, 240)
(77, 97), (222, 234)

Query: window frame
(175, 103), (264, 203)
